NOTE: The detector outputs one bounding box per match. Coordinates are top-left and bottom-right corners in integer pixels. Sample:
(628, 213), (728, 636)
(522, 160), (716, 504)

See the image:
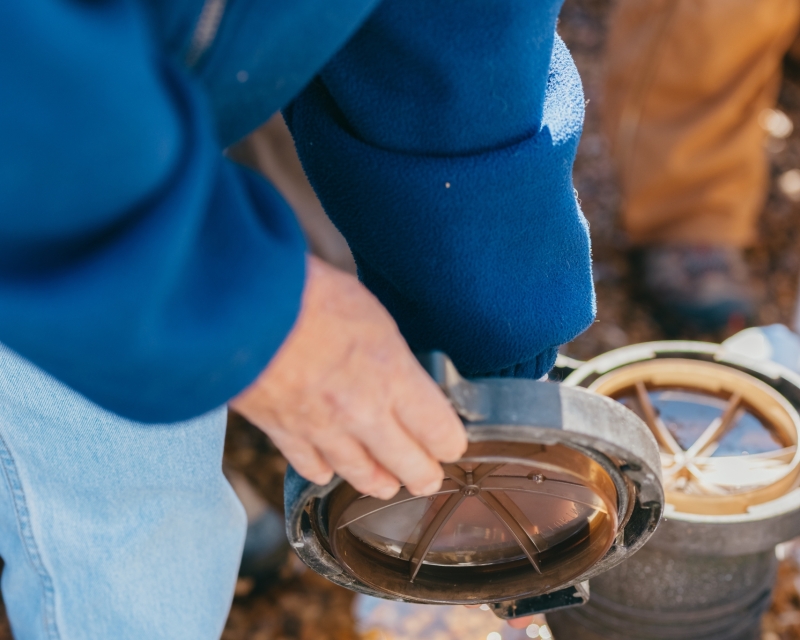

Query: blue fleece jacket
(0, 0), (594, 421)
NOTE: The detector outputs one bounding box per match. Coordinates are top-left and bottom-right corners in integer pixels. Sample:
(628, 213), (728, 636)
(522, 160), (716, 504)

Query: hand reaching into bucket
(231, 255), (468, 499)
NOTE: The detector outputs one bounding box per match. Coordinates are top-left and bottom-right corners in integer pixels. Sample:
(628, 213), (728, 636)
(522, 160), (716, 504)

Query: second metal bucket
(549, 340), (800, 640)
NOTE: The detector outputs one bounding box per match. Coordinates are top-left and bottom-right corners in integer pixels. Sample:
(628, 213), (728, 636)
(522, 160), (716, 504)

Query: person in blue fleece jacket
(0, 0), (594, 636)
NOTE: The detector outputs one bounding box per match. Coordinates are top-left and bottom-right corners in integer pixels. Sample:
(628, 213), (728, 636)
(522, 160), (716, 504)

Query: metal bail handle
(416, 351), (490, 422)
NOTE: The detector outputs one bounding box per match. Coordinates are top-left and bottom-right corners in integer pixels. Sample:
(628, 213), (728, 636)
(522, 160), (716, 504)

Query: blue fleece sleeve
(285, 0), (596, 378)
(0, 0), (305, 422)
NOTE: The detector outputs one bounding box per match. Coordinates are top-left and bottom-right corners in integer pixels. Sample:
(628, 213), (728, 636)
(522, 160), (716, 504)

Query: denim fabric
(0, 343), (246, 639)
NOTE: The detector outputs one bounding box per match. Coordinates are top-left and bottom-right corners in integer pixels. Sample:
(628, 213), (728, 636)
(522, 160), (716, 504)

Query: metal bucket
(549, 341), (800, 639)
(284, 352), (663, 620)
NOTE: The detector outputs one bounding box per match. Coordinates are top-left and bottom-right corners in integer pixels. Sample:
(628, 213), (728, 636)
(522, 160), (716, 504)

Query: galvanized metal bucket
(549, 341), (800, 640)
(284, 352), (663, 620)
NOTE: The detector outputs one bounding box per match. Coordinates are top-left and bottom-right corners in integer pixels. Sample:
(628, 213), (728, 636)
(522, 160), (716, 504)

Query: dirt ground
(3, 0), (800, 638)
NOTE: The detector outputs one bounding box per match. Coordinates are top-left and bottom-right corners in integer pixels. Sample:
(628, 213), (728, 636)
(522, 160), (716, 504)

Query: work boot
(631, 245), (756, 334)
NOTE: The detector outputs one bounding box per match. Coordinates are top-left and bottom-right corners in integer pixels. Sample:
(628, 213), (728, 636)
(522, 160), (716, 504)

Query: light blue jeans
(0, 344), (246, 639)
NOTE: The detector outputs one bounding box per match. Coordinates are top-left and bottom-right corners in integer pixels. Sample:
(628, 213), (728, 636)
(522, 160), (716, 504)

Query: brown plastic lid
(322, 441), (618, 604)
(288, 355), (662, 612)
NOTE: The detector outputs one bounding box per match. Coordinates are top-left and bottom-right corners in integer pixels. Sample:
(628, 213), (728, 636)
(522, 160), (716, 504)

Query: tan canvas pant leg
(604, 0), (800, 247)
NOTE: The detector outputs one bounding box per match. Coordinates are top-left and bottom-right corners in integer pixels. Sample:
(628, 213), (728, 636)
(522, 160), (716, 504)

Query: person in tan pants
(604, 0), (800, 331)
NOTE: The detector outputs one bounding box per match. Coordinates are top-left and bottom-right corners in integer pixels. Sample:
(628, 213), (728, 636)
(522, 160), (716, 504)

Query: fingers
(395, 362), (468, 463)
(317, 434), (400, 499)
(507, 616), (535, 629)
(360, 413), (446, 496)
(268, 430), (334, 486)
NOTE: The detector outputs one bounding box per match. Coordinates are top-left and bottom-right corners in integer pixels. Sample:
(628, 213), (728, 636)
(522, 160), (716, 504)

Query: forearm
(285, 0), (595, 378)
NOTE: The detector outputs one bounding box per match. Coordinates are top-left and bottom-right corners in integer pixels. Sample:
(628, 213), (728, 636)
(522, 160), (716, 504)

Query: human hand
(230, 255), (467, 499)
(506, 615), (536, 629)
